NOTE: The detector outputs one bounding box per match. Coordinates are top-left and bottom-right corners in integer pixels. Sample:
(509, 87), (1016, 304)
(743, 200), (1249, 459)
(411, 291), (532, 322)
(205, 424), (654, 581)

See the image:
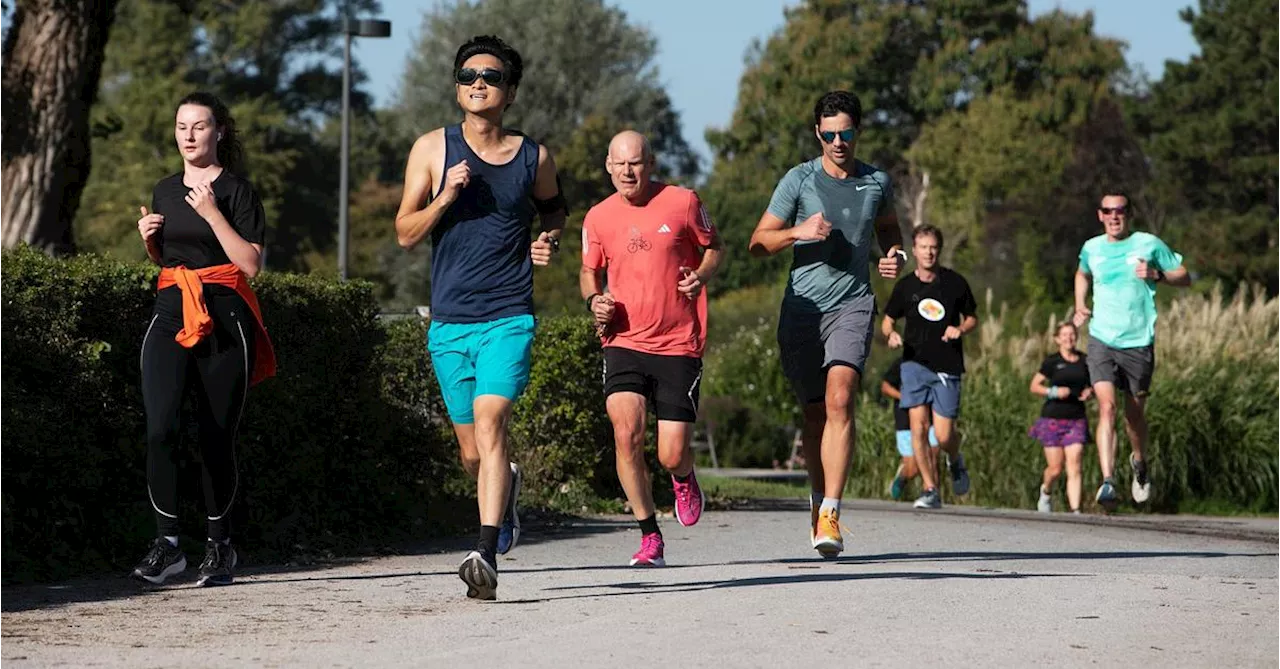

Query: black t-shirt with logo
(1038, 351), (1091, 420)
(151, 171), (267, 269)
(882, 358), (933, 431)
(884, 268), (978, 376)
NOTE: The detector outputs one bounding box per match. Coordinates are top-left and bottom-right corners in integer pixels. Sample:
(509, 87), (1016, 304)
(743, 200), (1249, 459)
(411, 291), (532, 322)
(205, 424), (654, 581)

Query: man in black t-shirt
(881, 225), (979, 509)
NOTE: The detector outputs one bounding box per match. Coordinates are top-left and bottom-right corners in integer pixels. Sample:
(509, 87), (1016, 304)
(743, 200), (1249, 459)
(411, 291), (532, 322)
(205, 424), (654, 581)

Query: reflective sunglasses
(1098, 206), (1128, 215)
(455, 67), (507, 86)
(819, 128), (857, 143)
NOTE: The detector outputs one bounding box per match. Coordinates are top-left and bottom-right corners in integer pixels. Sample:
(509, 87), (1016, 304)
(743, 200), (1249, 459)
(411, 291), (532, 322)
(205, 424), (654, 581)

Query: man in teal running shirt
(1073, 192), (1190, 511)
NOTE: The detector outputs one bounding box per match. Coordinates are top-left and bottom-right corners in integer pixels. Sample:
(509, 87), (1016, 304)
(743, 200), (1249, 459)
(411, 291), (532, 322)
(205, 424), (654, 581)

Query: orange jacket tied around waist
(157, 264), (277, 386)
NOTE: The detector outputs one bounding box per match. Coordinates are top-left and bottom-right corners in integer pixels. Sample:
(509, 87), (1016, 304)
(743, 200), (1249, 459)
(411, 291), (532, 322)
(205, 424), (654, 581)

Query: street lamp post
(339, 18), (391, 282)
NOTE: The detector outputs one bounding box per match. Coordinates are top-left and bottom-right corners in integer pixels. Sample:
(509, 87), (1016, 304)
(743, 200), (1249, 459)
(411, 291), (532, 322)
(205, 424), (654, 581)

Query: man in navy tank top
(394, 35), (567, 601)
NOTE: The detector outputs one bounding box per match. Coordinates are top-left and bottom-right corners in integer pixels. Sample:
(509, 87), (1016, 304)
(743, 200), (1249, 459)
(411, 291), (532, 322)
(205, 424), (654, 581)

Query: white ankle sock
(163, 535), (179, 547)
(819, 497), (840, 515)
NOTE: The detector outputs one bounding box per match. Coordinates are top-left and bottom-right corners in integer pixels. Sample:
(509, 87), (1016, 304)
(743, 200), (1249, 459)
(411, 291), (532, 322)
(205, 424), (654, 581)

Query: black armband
(534, 175), (569, 216)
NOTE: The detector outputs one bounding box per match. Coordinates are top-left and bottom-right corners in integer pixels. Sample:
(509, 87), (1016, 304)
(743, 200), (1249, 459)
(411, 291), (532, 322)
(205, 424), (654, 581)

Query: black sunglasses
(455, 67), (507, 86)
(1099, 206), (1128, 215)
(819, 128), (857, 143)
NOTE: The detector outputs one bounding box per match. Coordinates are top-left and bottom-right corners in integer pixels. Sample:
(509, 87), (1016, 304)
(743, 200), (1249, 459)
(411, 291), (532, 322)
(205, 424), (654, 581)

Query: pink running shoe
(629, 532), (666, 567)
(672, 470), (705, 527)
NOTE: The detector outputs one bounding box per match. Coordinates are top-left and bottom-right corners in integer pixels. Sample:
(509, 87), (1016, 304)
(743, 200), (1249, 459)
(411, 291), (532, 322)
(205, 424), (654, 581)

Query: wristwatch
(893, 249), (907, 263)
(1153, 268), (1165, 283)
(548, 235), (561, 253)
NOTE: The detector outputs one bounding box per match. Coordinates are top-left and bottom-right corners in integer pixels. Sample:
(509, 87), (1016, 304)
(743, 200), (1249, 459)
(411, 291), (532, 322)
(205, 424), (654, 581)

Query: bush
(1, 248), (655, 582)
(1, 248), (462, 583)
(508, 314), (620, 509)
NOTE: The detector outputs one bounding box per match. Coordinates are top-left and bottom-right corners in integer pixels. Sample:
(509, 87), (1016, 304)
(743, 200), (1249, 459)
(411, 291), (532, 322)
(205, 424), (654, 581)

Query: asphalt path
(3, 500), (1276, 668)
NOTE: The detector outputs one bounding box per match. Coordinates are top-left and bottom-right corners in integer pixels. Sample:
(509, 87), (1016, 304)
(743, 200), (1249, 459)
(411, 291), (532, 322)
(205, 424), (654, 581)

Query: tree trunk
(1, 0), (118, 254)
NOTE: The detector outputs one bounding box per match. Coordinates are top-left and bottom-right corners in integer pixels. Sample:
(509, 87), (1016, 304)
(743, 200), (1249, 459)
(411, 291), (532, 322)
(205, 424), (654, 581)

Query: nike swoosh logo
(855, 185), (870, 191)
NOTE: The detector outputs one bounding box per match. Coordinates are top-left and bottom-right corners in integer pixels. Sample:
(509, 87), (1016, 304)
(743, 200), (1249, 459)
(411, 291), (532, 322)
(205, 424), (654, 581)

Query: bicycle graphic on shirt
(627, 225), (651, 253)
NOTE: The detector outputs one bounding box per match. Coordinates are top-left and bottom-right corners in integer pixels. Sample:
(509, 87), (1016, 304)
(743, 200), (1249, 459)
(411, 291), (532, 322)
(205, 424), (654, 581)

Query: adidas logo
(657, 224), (671, 234)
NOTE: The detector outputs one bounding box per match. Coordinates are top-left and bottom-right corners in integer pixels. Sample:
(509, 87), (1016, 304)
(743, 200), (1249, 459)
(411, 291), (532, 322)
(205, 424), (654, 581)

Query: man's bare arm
(395, 130), (451, 249)
(1162, 265), (1191, 287)
(533, 145), (566, 240)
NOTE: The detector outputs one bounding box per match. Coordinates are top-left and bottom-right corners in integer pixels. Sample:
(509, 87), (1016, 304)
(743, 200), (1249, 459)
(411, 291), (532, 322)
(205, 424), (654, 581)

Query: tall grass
(706, 283), (1279, 513)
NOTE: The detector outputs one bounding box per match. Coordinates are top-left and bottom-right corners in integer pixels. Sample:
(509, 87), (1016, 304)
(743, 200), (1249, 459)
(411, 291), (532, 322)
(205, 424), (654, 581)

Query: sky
(356, 0), (1199, 163)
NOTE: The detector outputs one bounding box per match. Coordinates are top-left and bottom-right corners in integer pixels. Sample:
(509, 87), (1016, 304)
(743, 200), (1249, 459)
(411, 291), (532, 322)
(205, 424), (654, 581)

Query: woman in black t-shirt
(1028, 322), (1091, 513)
(130, 92), (275, 588)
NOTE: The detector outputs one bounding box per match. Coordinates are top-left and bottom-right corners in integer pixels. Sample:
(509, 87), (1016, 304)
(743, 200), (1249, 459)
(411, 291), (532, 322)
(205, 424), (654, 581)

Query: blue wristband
(1047, 385), (1057, 399)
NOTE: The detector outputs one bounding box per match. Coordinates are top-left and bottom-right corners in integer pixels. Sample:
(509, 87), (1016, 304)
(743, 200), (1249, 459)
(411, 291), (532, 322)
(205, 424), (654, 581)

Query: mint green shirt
(1078, 231), (1183, 349)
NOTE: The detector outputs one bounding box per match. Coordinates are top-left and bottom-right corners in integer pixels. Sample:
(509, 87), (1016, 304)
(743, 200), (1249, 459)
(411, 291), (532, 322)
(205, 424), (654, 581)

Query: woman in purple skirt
(1028, 322), (1092, 513)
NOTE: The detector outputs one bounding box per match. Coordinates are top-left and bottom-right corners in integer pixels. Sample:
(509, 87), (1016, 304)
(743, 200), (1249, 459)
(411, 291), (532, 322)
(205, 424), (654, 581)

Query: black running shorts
(602, 347), (702, 423)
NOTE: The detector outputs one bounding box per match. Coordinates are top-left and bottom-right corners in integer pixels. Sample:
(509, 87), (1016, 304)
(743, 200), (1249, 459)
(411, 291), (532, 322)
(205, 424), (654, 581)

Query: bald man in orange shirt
(581, 130), (723, 567)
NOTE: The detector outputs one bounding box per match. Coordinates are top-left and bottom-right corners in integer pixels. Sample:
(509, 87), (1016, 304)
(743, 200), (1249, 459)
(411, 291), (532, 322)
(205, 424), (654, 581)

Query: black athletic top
(1037, 351), (1091, 420)
(884, 268), (978, 376)
(150, 171), (266, 270)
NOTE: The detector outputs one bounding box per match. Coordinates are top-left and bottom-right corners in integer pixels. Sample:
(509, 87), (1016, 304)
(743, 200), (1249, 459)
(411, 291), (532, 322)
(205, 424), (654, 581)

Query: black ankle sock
(478, 525), (499, 560)
(673, 471), (691, 483)
(637, 515), (660, 536)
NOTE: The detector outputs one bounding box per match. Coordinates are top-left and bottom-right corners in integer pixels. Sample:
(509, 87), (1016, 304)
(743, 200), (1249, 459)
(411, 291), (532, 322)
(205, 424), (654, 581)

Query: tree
(74, 0), (381, 271)
(907, 9), (1126, 300)
(701, 0), (1030, 293)
(385, 0), (698, 311)
(701, 0), (1127, 299)
(2, 0), (119, 253)
(1130, 0), (1279, 292)
(395, 0), (697, 199)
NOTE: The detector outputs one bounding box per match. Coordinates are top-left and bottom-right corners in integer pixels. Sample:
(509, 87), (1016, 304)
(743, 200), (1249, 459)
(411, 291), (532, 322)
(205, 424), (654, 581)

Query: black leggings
(141, 286), (256, 541)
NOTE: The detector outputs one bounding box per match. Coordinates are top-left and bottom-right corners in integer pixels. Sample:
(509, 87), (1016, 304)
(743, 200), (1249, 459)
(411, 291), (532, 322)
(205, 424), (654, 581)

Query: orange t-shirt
(582, 183), (719, 357)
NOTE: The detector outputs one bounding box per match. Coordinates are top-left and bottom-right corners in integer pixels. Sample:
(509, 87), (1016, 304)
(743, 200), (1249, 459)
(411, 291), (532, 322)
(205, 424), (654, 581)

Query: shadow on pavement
(0, 517), (633, 614)
(498, 548), (1274, 575)
(504, 570), (1081, 604)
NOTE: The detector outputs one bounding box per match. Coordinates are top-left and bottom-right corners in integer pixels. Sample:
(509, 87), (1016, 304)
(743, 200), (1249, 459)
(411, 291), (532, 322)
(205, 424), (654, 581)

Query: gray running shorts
(777, 294), (875, 405)
(1087, 338), (1154, 396)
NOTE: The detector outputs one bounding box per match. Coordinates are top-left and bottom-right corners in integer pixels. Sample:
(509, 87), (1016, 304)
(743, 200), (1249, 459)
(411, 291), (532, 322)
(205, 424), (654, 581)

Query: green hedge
(1, 248), (467, 582)
(1, 248), (639, 583)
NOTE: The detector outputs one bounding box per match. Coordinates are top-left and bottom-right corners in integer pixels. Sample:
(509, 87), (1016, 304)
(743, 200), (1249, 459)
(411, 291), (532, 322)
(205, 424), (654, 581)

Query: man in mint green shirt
(1073, 192), (1190, 512)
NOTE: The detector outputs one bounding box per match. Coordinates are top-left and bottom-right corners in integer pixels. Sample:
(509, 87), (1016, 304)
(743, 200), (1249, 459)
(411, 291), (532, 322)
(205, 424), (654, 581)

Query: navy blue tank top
(429, 124), (539, 323)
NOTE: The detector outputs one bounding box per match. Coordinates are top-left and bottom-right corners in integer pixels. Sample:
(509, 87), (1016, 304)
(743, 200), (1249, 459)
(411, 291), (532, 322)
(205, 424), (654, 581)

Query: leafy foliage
(1129, 0), (1279, 292)
(75, 0), (382, 273)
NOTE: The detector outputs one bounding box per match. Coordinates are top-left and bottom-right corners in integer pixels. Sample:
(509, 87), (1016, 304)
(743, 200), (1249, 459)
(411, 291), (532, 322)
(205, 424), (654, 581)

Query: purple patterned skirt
(1028, 417), (1090, 448)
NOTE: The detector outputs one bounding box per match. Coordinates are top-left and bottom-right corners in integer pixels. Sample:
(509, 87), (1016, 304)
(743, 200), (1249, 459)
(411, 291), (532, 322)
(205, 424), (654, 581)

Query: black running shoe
(458, 550), (498, 600)
(196, 540), (238, 587)
(132, 538), (187, 585)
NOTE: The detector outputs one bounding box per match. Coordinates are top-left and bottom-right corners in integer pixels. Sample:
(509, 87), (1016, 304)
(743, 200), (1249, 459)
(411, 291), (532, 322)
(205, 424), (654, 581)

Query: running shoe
(672, 470), (705, 527)
(949, 453), (971, 496)
(1037, 485), (1052, 513)
(196, 540), (238, 587)
(813, 508), (843, 558)
(132, 538), (186, 585)
(889, 464), (907, 501)
(1130, 454), (1151, 504)
(913, 488), (942, 510)
(1096, 479), (1119, 512)
(497, 462), (522, 555)
(459, 550), (498, 600)
(629, 532), (666, 567)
